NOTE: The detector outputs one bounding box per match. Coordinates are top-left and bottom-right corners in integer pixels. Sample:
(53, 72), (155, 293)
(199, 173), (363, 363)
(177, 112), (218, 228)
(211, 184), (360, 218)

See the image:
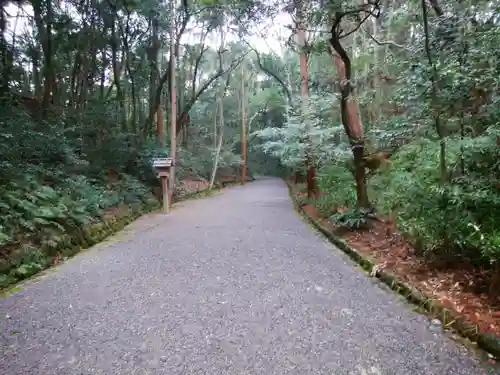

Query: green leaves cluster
(254, 93), (344, 171)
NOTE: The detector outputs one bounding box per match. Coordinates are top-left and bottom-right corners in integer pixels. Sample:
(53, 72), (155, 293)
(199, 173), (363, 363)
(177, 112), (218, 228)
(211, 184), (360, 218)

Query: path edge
(0, 186), (223, 294)
(284, 179), (500, 360)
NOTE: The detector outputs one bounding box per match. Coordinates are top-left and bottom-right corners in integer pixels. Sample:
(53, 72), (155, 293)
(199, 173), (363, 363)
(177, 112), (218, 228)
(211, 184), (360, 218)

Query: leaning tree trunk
(209, 100), (224, 190)
(209, 74), (230, 190)
(209, 27), (228, 190)
(330, 22), (370, 209)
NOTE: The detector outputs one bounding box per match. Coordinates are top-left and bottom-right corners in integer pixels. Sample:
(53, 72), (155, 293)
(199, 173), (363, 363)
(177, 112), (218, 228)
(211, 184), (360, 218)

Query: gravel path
(0, 178), (495, 375)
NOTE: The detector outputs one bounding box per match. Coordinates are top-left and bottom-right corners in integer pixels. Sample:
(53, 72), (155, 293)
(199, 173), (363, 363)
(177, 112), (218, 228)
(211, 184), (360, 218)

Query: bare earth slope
(0, 178), (493, 374)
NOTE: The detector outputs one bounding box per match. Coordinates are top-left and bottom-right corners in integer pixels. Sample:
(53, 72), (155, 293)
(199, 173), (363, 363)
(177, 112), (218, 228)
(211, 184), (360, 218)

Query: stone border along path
(0, 178), (496, 375)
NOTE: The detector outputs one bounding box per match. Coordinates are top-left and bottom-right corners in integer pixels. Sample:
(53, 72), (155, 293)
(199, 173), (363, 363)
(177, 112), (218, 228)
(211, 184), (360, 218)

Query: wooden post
(162, 173), (169, 213)
(241, 64), (247, 185)
(169, 0), (177, 205)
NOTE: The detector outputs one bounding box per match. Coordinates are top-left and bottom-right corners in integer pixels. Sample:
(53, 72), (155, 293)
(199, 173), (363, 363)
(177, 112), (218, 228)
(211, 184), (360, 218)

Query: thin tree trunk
(99, 48), (106, 100)
(213, 96), (217, 149)
(33, 0), (54, 113)
(209, 75), (230, 189)
(209, 100), (224, 190)
(372, 16), (382, 121)
(169, 0), (177, 204)
(295, 0), (317, 198)
(209, 20), (230, 189)
(241, 63), (247, 185)
(421, 0), (447, 183)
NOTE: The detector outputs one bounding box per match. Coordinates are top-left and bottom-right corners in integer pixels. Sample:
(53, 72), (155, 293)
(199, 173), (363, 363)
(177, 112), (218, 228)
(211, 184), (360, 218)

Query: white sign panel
(153, 157), (173, 168)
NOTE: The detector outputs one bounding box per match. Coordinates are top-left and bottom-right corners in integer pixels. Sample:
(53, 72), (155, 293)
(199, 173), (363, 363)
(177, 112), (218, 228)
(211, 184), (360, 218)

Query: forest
(1, 0), (500, 348)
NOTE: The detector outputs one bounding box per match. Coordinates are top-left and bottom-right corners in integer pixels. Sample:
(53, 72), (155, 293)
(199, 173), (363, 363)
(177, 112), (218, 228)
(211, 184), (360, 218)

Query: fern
(330, 209), (376, 231)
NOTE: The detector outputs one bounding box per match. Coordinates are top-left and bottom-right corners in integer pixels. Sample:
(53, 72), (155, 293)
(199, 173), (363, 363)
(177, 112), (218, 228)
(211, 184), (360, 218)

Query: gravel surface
(0, 178), (496, 375)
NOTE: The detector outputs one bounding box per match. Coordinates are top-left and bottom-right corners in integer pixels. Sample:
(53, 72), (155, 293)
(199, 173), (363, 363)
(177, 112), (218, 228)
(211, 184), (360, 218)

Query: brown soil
(176, 179), (210, 193)
(292, 186), (500, 337)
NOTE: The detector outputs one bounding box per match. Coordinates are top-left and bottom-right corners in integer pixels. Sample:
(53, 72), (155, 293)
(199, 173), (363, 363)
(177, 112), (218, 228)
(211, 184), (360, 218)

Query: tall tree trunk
(330, 18), (370, 208)
(32, 48), (42, 101)
(421, 0), (447, 183)
(209, 74), (230, 189)
(371, 16), (382, 122)
(33, 0), (54, 113)
(100, 48), (106, 100)
(209, 99), (224, 190)
(0, 5), (12, 98)
(111, 21), (125, 126)
(119, 16), (137, 130)
(168, 0), (178, 203)
(209, 26), (229, 190)
(147, 16), (159, 135)
(295, 0), (317, 198)
(241, 63), (247, 185)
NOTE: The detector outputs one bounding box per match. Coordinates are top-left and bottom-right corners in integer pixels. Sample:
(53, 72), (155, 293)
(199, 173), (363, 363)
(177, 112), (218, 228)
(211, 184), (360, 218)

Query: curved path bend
(0, 178), (495, 374)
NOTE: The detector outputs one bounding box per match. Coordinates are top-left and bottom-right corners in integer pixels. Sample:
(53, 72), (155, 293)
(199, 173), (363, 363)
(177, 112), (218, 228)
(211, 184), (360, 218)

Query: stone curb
(285, 179), (500, 360)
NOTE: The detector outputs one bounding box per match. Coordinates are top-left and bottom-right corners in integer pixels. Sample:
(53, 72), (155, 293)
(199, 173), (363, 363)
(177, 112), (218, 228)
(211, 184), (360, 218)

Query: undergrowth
(0, 105), (161, 288)
(308, 137), (500, 267)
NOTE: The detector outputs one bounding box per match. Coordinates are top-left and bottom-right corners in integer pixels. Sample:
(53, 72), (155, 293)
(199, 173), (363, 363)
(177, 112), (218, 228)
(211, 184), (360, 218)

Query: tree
(0, 0), (276, 287)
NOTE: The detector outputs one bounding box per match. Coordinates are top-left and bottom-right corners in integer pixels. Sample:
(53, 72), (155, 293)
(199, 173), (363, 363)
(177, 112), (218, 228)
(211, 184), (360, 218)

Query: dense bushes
(0, 175), (154, 247)
(0, 102), (161, 285)
(262, 2), (500, 272)
(0, 93), (256, 288)
(370, 136), (500, 264)
(310, 133), (500, 267)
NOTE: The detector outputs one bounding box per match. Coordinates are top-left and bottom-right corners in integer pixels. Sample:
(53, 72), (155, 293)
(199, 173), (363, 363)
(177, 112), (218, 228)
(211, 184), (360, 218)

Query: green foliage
(316, 164), (357, 208)
(253, 93), (343, 172)
(312, 195), (337, 217)
(368, 134), (500, 263)
(330, 210), (374, 231)
(0, 0), (298, 289)
(0, 104), (158, 278)
(0, 174), (153, 248)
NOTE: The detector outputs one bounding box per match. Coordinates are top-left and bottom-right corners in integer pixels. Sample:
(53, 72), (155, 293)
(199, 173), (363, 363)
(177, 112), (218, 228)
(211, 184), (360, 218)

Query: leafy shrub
(330, 209), (376, 230)
(312, 195), (338, 217)
(316, 164), (357, 209)
(296, 195), (309, 207)
(370, 137), (500, 264)
(0, 174), (153, 248)
(295, 182), (308, 194)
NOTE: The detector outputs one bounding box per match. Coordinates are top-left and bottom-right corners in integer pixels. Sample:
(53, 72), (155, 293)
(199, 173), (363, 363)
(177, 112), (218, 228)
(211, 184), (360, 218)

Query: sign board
(152, 157), (173, 169)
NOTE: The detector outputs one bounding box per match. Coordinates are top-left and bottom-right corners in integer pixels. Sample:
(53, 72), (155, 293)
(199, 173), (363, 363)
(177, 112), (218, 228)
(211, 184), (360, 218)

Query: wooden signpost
(153, 157), (173, 213)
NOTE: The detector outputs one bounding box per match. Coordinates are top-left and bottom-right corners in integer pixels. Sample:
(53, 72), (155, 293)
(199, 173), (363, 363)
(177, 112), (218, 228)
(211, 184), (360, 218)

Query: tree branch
(176, 49), (250, 135)
(243, 42), (292, 104)
(190, 27), (210, 104)
(362, 26), (407, 49)
(144, 0), (191, 129)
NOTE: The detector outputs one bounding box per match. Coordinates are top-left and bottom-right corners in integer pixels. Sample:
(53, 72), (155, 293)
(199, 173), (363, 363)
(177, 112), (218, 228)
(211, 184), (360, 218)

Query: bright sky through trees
(4, 2), (291, 55)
